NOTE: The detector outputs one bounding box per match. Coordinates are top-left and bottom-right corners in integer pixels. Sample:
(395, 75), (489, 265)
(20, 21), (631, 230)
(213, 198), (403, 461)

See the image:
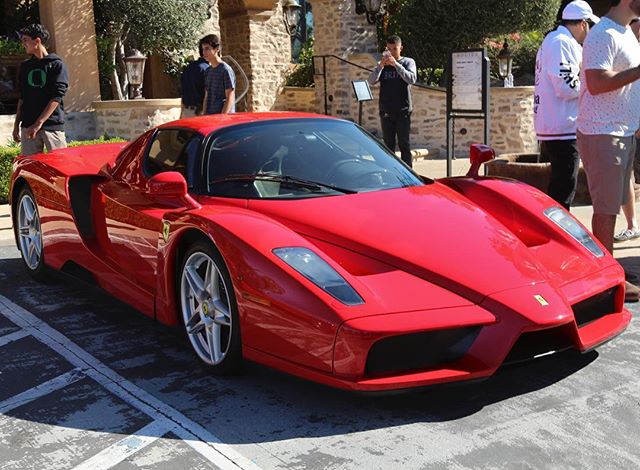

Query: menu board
(451, 50), (484, 111)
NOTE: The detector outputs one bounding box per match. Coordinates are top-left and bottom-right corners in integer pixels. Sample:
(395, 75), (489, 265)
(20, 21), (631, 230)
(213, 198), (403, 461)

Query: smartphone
(382, 50), (391, 58)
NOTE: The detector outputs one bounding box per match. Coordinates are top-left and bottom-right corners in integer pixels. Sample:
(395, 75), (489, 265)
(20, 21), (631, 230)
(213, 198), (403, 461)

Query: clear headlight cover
(273, 247), (364, 306)
(544, 207), (604, 258)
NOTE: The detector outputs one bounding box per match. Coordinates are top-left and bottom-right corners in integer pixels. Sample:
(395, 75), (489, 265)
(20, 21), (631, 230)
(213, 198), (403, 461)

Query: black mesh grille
(365, 327), (481, 376)
(572, 287), (618, 327)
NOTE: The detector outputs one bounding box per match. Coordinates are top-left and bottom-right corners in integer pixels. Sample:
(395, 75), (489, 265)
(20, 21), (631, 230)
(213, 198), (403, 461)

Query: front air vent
(365, 327), (481, 376)
(503, 326), (573, 365)
(572, 287), (618, 327)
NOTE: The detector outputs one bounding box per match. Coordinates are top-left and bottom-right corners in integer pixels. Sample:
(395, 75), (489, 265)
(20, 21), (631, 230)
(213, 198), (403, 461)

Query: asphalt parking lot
(0, 236), (639, 470)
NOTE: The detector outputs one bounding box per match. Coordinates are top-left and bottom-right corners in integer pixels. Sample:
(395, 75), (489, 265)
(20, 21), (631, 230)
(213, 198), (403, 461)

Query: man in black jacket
(12, 24), (69, 156)
(368, 35), (417, 167)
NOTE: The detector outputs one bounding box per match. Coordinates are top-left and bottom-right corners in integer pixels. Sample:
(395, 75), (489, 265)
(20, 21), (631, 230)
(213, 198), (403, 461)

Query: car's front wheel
(179, 241), (242, 374)
(16, 187), (49, 281)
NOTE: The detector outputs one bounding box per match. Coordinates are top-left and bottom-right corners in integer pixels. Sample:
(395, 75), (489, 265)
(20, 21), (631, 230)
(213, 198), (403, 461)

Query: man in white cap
(577, 0), (640, 302)
(534, 0), (599, 211)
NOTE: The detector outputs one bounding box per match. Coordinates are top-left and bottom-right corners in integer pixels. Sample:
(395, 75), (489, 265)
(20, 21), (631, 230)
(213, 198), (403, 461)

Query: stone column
(307, 0), (377, 119)
(219, 0), (291, 112)
(39, 0), (101, 112)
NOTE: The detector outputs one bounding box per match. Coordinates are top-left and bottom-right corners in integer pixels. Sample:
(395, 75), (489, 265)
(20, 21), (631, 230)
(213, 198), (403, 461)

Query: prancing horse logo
(162, 221), (170, 242)
(534, 295), (549, 306)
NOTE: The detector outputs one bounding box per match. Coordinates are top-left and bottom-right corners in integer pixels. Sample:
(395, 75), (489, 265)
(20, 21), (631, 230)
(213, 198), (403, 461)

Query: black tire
(15, 186), (50, 281)
(178, 240), (243, 375)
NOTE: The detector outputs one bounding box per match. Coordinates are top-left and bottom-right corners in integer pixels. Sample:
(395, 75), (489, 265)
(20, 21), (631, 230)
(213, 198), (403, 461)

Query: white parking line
(0, 329), (30, 347)
(0, 368), (85, 414)
(0, 295), (262, 470)
(72, 420), (171, 470)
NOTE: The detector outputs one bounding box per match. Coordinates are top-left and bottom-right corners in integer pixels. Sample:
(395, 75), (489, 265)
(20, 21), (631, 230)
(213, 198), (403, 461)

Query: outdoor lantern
(283, 0), (302, 37)
(497, 40), (514, 88)
(355, 0), (386, 24)
(123, 49), (147, 99)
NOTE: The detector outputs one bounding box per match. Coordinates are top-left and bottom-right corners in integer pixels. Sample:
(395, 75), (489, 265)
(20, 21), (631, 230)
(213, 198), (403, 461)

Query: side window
(145, 129), (199, 182)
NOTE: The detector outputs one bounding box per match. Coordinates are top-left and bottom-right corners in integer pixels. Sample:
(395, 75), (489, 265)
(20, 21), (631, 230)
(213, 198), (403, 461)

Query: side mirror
(466, 144), (496, 178)
(147, 171), (188, 198)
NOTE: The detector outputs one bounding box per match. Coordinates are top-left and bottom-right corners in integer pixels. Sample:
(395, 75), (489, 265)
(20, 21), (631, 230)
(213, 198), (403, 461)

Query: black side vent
(503, 325), (574, 365)
(365, 327), (481, 376)
(572, 287), (618, 328)
(68, 176), (97, 239)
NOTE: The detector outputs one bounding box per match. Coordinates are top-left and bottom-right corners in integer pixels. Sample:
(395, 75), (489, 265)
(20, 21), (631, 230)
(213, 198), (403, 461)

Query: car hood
(247, 183), (551, 303)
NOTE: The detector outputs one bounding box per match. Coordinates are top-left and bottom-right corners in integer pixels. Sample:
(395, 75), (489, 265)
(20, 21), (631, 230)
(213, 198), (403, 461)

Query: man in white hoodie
(534, 0), (599, 210)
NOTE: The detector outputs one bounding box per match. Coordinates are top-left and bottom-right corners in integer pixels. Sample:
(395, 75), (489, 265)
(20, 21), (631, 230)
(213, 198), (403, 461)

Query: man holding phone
(368, 35), (417, 167)
(200, 34), (236, 114)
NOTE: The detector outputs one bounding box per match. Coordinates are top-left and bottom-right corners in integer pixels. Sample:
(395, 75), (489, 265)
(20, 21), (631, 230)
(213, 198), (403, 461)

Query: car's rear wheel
(179, 241), (242, 374)
(16, 187), (48, 281)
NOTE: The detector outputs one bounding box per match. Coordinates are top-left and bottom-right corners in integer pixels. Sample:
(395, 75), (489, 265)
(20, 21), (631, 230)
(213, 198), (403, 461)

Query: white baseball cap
(562, 0), (600, 24)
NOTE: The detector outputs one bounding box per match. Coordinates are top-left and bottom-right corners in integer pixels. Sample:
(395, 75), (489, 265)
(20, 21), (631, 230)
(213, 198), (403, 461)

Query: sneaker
(614, 228), (640, 242)
(625, 281), (640, 303)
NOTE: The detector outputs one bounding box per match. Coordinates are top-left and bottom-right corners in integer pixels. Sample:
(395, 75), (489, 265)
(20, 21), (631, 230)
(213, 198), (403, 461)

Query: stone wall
(0, 112), (97, 144)
(93, 99), (181, 140)
(220, 1), (291, 112)
(314, 52), (536, 156)
(309, 0), (377, 122)
(272, 86), (318, 112)
(0, 116), (14, 146)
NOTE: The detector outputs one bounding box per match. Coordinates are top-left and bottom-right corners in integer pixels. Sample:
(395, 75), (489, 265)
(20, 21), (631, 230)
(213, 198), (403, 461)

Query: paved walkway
(2, 158), (640, 275)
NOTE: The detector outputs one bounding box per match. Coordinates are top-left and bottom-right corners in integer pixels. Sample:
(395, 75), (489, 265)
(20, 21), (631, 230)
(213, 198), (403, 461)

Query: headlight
(544, 207), (604, 258)
(273, 247), (364, 306)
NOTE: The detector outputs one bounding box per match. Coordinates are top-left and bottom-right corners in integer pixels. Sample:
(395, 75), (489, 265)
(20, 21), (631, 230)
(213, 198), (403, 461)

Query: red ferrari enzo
(10, 112), (631, 392)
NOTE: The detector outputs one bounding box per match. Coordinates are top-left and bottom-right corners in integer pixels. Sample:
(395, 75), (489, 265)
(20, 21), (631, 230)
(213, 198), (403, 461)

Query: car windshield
(205, 118), (424, 199)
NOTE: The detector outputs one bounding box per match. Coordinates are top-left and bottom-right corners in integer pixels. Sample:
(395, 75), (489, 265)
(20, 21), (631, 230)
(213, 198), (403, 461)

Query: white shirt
(577, 16), (640, 136)
(534, 26), (582, 140)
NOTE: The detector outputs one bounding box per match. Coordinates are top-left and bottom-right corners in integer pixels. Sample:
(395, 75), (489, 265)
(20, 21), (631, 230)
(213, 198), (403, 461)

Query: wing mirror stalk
(466, 144), (495, 178)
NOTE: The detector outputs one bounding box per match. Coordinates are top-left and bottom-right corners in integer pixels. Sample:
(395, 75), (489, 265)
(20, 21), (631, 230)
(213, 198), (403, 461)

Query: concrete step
(394, 148), (441, 161)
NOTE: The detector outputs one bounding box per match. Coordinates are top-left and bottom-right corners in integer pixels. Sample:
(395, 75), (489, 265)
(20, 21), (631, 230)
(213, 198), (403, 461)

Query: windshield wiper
(209, 173), (357, 194)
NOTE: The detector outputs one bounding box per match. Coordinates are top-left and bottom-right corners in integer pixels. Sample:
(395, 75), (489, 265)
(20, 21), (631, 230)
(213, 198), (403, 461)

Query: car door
(98, 128), (202, 293)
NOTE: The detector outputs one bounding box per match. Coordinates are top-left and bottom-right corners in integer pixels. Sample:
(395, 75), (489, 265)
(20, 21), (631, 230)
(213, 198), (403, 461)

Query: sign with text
(352, 80), (374, 102)
(450, 50), (486, 112)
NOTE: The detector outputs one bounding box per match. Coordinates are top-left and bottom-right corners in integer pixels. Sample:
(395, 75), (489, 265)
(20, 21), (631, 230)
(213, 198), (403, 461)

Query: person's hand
(26, 122), (42, 140)
(12, 125), (20, 143)
(386, 54), (398, 67)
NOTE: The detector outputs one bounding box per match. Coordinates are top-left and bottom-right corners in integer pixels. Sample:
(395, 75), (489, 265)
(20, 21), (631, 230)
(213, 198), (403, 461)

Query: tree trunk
(109, 36), (124, 100)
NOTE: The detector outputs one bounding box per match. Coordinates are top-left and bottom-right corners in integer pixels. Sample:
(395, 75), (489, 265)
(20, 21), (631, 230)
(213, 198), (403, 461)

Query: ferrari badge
(534, 295), (549, 306)
(162, 221), (170, 242)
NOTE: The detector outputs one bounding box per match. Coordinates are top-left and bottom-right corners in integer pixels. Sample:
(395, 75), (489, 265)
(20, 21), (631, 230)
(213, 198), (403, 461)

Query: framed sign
(449, 49), (488, 113)
(352, 80), (373, 102)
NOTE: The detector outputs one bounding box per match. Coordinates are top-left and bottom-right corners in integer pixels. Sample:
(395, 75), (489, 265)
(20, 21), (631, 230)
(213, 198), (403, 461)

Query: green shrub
(0, 136), (126, 204)
(0, 38), (24, 56)
(285, 37), (315, 88)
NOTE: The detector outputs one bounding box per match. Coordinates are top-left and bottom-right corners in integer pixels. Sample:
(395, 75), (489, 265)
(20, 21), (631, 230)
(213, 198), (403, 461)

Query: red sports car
(10, 112), (631, 392)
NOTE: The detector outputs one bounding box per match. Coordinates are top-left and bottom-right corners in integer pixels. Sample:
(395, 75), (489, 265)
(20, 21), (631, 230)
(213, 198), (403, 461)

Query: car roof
(160, 112), (337, 135)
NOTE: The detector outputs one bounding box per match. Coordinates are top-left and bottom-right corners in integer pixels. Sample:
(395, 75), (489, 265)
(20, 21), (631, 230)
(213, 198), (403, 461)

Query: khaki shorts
(181, 106), (199, 118)
(20, 128), (67, 156)
(577, 130), (635, 215)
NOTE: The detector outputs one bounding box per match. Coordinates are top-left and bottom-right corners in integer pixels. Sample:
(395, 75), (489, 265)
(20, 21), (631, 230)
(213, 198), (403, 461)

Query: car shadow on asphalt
(0, 255), (611, 445)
